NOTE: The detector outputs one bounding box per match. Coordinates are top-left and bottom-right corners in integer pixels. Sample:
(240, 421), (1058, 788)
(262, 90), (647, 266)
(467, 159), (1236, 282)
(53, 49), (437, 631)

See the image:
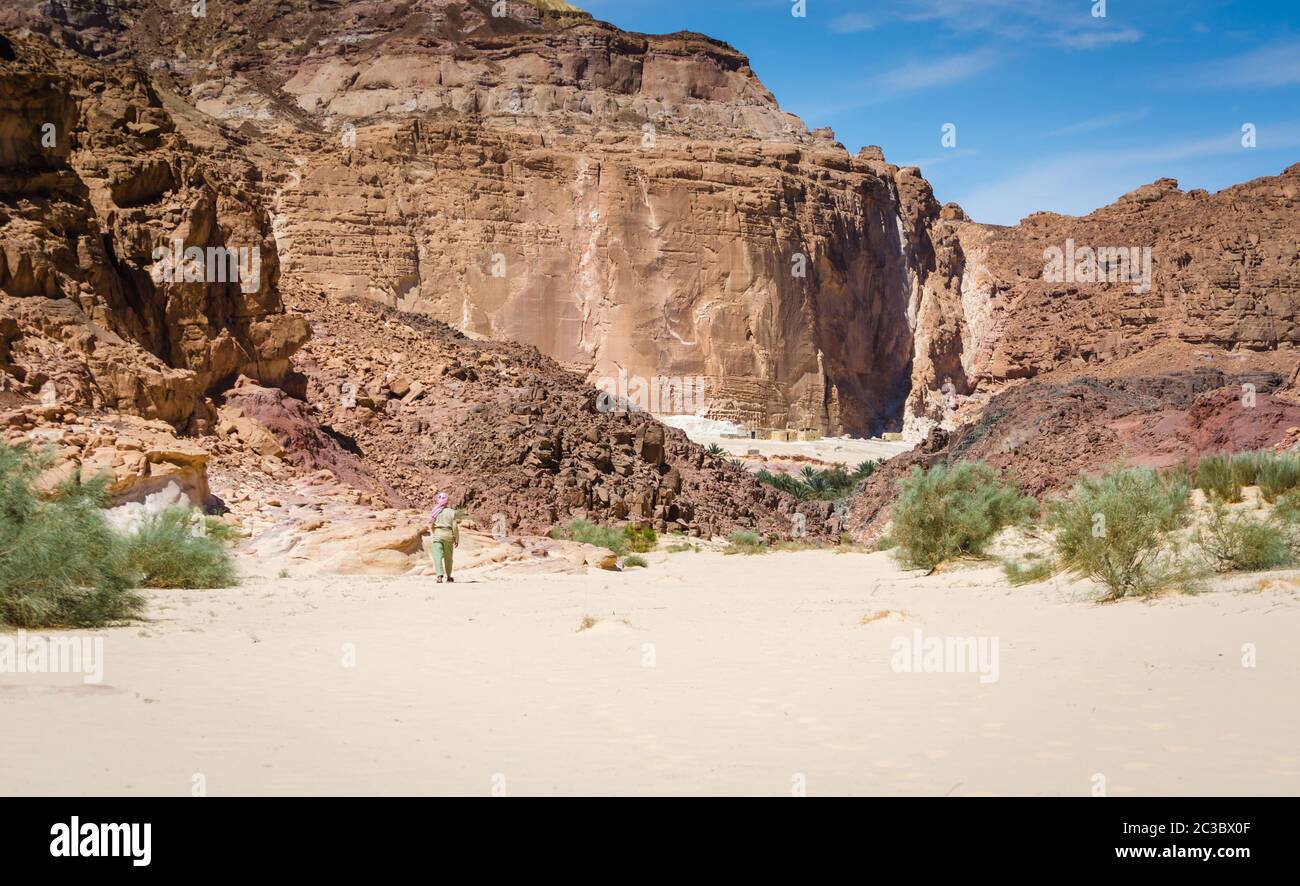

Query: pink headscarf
(430, 492), (450, 521)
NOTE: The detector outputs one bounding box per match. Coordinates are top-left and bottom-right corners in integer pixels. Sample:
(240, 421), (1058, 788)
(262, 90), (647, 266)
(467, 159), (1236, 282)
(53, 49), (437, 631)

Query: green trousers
(429, 533), (454, 577)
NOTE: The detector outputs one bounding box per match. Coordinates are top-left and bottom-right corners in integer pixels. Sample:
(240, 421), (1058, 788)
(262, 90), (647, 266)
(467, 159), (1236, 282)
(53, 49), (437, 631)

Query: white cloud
(830, 12), (875, 34)
(897, 0), (1142, 50)
(870, 48), (1002, 94)
(1057, 26), (1141, 49)
(1194, 40), (1300, 88)
(897, 147), (980, 172)
(1047, 109), (1149, 137)
(953, 123), (1300, 224)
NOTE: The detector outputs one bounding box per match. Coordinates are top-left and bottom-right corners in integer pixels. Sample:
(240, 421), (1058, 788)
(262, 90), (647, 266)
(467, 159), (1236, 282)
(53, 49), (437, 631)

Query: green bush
(1047, 465), (1193, 600)
(0, 444), (141, 627)
(1275, 490), (1300, 524)
(0, 443), (240, 627)
(724, 530), (767, 555)
(705, 444), (725, 458)
(1195, 451), (1300, 504)
(549, 518), (627, 554)
(123, 507), (239, 589)
(620, 554), (648, 569)
(889, 461), (1038, 571)
(755, 459), (884, 502)
(622, 524), (658, 553)
(1194, 502), (1294, 573)
(1256, 453), (1300, 503)
(1194, 454), (1240, 502)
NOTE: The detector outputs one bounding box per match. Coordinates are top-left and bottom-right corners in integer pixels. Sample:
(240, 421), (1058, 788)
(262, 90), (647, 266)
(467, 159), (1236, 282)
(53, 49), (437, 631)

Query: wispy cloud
(1192, 40), (1300, 88)
(1058, 26), (1141, 49)
(830, 12), (875, 34)
(1047, 109), (1150, 137)
(898, 147), (980, 172)
(897, 0), (1143, 50)
(954, 123), (1300, 224)
(870, 48), (1002, 94)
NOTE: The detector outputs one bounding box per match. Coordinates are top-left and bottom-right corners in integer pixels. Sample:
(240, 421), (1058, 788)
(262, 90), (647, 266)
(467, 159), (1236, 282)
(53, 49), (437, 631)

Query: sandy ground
(657, 415), (913, 465)
(684, 434), (913, 466)
(2, 550), (1299, 796)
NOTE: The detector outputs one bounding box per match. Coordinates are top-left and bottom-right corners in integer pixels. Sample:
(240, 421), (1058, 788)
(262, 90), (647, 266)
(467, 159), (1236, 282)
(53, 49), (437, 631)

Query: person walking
(428, 492), (459, 583)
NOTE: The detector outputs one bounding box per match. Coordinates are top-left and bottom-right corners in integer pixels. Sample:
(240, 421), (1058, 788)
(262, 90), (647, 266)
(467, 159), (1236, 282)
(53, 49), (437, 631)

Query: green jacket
(431, 507), (459, 545)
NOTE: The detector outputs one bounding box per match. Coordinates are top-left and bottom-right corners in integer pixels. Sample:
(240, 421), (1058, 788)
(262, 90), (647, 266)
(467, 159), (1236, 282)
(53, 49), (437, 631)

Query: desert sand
(2, 549), (1298, 796)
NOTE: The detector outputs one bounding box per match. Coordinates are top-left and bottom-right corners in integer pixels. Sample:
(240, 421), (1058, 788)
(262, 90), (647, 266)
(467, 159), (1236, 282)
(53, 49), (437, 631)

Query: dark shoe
(446, 576), (454, 583)
(436, 575), (445, 583)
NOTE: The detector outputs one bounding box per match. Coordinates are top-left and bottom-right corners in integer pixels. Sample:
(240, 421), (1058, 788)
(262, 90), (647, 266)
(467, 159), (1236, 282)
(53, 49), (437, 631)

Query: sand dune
(2, 551), (1297, 796)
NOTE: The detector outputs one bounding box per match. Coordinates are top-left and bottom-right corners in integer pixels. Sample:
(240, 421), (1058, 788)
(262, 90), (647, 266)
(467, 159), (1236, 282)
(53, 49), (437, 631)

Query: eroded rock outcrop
(281, 284), (836, 538)
(8, 0), (952, 436)
(0, 31), (307, 428)
(904, 169), (1300, 438)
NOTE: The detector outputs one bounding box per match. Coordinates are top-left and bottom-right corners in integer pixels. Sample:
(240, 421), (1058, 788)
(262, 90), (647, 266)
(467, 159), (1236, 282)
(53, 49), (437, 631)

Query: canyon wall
(4, 0), (1296, 445)
(5, 0), (955, 436)
(903, 169), (1300, 437)
(0, 30), (307, 428)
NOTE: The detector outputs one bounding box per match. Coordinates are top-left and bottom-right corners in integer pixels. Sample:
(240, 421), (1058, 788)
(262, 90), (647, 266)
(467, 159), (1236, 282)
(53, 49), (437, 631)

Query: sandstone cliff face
(9, 0), (954, 436)
(904, 169), (1300, 437)
(0, 31), (307, 428)
(277, 284), (838, 538)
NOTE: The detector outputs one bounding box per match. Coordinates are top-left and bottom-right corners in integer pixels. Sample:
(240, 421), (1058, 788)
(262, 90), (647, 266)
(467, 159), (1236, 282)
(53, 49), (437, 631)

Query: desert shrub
(666, 542), (698, 553)
(622, 524), (658, 553)
(755, 459), (885, 502)
(0, 443), (142, 627)
(873, 533), (897, 552)
(1196, 451), (1300, 504)
(1047, 465), (1193, 600)
(705, 443), (725, 458)
(771, 539), (821, 552)
(1275, 490), (1300, 524)
(549, 518), (627, 554)
(853, 459), (884, 482)
(1001, 555), (1055, 586)
(123, 507), (239, 589)
(889, 461), (1038, 571)
(1230, 451), (1265, 490)
(724, 530), (767, 555)
(620, 554), (648, 569)
(1194, 503), (1294, 573)
(1194, 454), (1240, 502)
(1256, 453), (1300, 503)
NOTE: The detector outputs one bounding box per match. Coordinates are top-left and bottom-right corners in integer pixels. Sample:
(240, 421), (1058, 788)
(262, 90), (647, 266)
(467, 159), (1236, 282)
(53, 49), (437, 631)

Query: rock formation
(0, 30), (308, 429)
(277, 284), (836, 538)
(6, 0), (959, 436)
(904, 170), (1300, 438)
(3, 1), (1298, 555)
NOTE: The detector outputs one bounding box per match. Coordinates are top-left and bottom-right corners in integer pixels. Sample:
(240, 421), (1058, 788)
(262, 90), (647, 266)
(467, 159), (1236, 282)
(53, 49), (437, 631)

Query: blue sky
(578, 0), (1300, 224)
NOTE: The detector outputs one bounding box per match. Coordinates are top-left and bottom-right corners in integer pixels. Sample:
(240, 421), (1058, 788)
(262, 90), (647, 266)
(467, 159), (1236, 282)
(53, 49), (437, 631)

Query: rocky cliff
(0, 30), (308, 429)
(6, 0), (963, 436)
(904, 169), (1300, 438)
